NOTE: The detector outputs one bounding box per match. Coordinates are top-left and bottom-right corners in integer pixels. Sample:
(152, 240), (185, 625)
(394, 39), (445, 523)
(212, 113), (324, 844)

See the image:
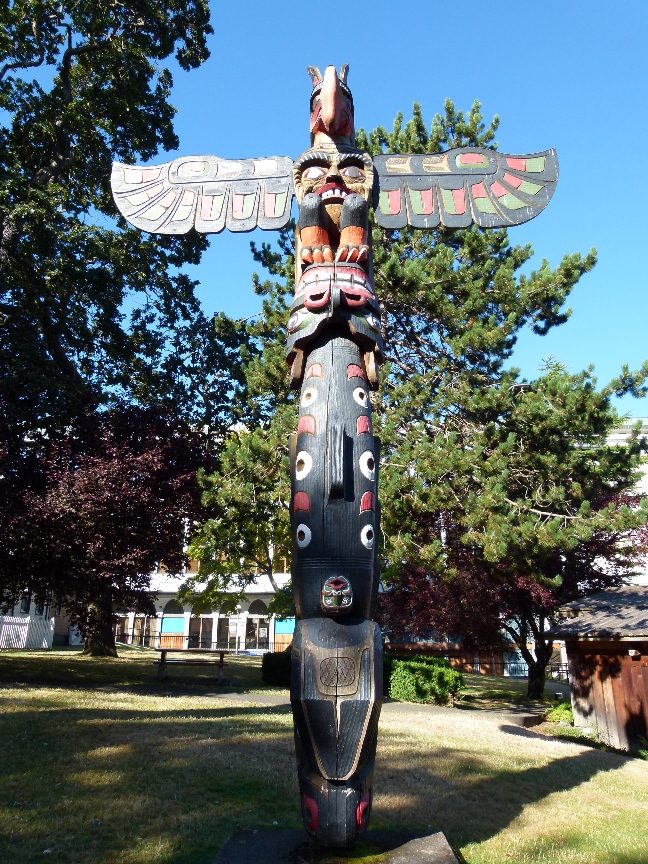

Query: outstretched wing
(111, 155), (294, 234)
(373, 147), (558, 230)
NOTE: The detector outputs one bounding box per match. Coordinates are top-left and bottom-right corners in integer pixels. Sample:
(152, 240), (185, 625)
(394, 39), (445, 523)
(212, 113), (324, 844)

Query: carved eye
(359, 450), (375, 481)
(361, 524), (374, 549)
(295, 450), (313, 480)
(296, 523), (312, 548)
(353, 387), (368, 407)
(341, 165), (363, 179)
(301, 386), (318, 407)
(304, 166), (326, 180)
(288, 309), (311, 333)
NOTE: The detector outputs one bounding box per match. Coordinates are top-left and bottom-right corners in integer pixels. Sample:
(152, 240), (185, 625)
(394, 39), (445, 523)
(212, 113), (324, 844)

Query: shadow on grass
(0, 654), (639, 864)
(0, 648), (286, 698)
(373, 730), (631, 856)
(0, 698), (300, 864)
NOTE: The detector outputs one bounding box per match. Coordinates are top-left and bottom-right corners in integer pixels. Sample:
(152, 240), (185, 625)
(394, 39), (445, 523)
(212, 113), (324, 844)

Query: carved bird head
(308, 64), (354, 146)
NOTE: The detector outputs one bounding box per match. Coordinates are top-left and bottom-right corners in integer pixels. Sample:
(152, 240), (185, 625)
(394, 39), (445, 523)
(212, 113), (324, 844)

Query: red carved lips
(317, 181), (350, 203)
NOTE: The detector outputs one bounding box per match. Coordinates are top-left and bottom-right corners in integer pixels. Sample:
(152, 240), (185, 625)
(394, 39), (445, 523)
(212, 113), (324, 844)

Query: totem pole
(111, 65), (558, 846)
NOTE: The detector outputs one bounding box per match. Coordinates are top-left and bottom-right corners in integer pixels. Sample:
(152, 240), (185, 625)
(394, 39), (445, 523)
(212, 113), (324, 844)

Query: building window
(163, 599), (185, 615)
(20, 593), (31, 614)
(248, 599), (268, 615)
(34, 600), (45, 616)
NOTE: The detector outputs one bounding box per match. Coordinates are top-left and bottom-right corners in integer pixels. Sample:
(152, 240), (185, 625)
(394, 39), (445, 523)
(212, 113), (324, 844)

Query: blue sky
(155, 0), (648, 417)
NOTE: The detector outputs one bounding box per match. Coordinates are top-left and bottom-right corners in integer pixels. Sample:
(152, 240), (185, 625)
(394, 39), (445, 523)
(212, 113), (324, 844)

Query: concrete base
(214, 829), (460, 864)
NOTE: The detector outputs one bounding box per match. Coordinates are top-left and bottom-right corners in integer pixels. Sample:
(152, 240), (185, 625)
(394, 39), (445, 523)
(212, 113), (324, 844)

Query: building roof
(150, 570), (290, 595)
(552, 585), (648, 639)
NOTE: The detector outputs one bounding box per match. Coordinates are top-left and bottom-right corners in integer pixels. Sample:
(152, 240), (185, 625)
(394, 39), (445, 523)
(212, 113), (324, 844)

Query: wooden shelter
(552, 586), (648, 751)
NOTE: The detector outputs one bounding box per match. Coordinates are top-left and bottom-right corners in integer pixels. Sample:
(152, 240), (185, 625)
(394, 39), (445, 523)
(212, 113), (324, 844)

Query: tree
(187, 99), (648, 698)
(357, 102), (648, 697)
(180, 238), (297, 611)
(379, 362), (648, 696)
(0, 1), (246, 445)
(0, 405), (208, 655)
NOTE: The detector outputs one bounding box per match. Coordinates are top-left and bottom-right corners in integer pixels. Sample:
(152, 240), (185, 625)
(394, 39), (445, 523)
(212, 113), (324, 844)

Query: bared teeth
(321, 187), (347, 200)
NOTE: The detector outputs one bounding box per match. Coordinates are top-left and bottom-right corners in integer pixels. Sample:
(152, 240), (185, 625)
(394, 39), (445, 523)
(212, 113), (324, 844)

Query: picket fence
(0, 615), (54, 649)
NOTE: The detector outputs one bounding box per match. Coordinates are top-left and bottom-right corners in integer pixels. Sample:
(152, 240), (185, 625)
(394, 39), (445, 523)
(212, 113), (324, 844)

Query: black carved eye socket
(340, 165), (363, 179)
(303, 166), (326, 180)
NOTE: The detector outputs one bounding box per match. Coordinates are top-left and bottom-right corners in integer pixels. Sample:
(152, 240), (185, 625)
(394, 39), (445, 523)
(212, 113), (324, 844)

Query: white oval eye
(341, 165), (363, 179)
(296, 523), (312, 548)
(361, 524), (374, 549)
(304, 166), (326, 180)
(359, 450), (376, 481)
(295, 450), (313, 480)
(301, 386), (318, 407)
(367, 315), (381, 331)
(353, 387), (368, 407)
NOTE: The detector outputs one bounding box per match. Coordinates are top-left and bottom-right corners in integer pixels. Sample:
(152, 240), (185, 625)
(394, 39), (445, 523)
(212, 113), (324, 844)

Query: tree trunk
(83, 593), (118, 657)
(526, 660), (546, 699)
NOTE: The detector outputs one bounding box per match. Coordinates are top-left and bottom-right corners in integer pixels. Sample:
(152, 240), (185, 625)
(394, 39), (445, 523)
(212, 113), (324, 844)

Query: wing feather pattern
(373, 147), (558, 229)
(111, 155), (294, 234)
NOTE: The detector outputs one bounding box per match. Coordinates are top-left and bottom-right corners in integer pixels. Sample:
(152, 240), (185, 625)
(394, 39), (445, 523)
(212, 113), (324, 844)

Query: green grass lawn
(1, 649), (646, 864)
(456, 674), (558, 711)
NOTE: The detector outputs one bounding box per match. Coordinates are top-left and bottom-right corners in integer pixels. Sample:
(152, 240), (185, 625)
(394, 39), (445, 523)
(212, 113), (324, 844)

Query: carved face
(321, 575), (353, 613)
(294, 149), (374, 221)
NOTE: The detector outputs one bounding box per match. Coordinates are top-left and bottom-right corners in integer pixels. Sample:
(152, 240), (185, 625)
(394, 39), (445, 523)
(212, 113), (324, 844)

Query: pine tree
(187, 101), (648, 697)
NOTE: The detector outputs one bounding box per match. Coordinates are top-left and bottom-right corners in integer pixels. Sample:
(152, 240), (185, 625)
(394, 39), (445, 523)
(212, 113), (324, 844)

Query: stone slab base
(214, 829), (460, 863)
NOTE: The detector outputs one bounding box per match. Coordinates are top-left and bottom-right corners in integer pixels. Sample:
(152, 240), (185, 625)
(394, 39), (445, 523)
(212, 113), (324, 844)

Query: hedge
(261, 648), (292, 686)
(387, 657), (463, 705)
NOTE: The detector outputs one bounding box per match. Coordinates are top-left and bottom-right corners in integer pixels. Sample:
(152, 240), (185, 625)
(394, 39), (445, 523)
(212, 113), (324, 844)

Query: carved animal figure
(111, 65), (558, 847)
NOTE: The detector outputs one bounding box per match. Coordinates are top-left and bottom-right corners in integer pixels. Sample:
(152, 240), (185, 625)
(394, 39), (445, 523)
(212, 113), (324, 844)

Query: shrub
(383, 652), (453, 694)
(545, 701), (574, 724)
(262, 648), (292, 687)
(388, 658), (463, 705)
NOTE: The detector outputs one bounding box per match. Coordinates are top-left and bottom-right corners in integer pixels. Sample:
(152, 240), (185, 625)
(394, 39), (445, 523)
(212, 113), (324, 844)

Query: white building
(606, 418), (648, 586)
(114, 568), (294, 653)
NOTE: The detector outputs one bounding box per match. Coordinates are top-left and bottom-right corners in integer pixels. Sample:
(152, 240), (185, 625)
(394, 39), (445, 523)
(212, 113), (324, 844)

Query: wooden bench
(155, 649), (228, 682)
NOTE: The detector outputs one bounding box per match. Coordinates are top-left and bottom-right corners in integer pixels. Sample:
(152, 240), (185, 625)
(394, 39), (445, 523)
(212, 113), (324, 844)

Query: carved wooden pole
(110, 63), (557, 848)
(285, 65), (383, 846)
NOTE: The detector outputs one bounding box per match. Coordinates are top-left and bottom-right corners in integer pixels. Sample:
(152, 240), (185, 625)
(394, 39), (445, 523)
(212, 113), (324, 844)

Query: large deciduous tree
(0, 1), (245, 443)
(0, 405), (208, 655)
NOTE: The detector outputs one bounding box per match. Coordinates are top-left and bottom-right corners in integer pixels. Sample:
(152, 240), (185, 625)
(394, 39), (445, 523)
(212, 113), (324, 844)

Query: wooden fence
(0, 615), (54, 650)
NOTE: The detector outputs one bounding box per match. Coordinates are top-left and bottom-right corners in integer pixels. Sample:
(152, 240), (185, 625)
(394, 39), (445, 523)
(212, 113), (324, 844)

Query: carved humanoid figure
(111, 64), (558, 847)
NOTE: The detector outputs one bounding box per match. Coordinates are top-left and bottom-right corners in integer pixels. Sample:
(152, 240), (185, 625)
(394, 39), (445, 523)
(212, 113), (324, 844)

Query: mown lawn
(1, 649), (647, 864)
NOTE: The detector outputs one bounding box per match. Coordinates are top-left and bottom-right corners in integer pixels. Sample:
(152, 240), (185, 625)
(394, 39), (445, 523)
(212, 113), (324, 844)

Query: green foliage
(267, 582), (296, 621)
(0, 1), (247, 446)
(387, 657), (463, 705)
(261, 648), (292, 687)
(545, 701), (574, 724)
(358, 102), (648, 697)
(188, 98), (648, 691)
(383, 652), (451, 694)
(181, 229), (297, 608)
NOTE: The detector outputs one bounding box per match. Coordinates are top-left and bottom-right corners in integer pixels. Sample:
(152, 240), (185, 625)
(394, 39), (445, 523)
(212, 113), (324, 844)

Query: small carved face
(294, 149), (373, 208)
(321, 574), (353, 613)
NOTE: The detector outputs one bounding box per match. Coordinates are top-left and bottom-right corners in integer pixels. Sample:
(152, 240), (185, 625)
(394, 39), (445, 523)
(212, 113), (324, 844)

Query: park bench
(155, 648), (229, 682)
